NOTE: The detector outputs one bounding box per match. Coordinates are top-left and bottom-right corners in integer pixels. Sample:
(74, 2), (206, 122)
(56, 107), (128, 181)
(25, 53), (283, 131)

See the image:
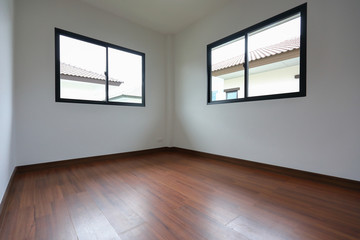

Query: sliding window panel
(108, 48), (143, 104)
(248, 14), (301, 97)
(59, 36), (106, 101)
(211, 36), (245, 101)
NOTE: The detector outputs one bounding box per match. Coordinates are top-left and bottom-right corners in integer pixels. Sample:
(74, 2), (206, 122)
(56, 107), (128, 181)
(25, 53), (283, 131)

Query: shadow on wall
(173, 112), (194, 149)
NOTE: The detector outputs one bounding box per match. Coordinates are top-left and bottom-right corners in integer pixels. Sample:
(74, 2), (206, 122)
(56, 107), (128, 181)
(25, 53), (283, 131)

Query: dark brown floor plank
(65, 192), (121, 240)
(119, 223), (159, 240)
(34, 199), (77, 240)
(83, 172), (145, 234)
(0, 206), (36, 240)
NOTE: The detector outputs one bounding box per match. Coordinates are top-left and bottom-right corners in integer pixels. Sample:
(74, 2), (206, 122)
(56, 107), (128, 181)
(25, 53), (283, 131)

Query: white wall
(165, 35), (175, 147)
(173, 0), (360, 181)
(0, 0), (15, 202)
(13, 0), (167, 166)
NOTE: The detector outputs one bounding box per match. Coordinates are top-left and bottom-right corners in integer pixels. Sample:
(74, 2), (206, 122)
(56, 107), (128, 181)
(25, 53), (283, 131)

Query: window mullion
(244, 33), (249, 98)
(105, 47), (109, 102)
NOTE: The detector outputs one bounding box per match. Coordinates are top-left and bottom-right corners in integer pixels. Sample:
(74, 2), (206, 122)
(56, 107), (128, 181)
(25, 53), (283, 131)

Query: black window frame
(207, 3), (307, 104)
(55, 28), (145, 107)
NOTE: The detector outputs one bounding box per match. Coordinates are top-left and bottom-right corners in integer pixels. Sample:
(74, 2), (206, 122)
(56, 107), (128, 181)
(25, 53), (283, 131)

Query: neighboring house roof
(212, 37), (300, 72)
(60, 63), (123, 85)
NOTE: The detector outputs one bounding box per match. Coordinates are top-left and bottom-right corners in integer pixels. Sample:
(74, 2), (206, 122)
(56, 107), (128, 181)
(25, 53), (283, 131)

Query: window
(207, 3), (306, 104)
(55, 28), (145, 106)
(225, 88), (239, 100)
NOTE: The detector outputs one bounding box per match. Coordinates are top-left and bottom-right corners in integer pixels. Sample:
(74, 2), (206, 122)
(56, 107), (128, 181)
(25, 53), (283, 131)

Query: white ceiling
(78, 0), (232, 34)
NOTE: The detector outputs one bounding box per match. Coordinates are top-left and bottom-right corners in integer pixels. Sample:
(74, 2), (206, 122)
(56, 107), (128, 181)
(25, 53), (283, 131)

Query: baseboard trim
(0, 167), (17, 231)
(13, 146), (360, 191)
(170, 147), (360, 191)
(17, 147), (169, 173)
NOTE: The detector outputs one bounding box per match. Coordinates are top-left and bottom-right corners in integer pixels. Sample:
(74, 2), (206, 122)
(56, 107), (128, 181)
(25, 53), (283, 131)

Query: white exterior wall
(13, 0), (167, 165)
(173, 0), (360, 181)
(248, 65), (299, 96)
(0, 0), (15, 202)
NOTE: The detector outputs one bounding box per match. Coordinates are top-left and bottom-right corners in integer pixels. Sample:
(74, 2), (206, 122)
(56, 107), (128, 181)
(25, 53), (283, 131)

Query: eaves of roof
(60, 63), (123, 83)
(212, 37), (300, 72)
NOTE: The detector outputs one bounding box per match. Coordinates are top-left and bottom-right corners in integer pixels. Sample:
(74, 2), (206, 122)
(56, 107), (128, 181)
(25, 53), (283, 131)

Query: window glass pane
(108, 48), (143, 104)
(226, 91), (238, 100)
(248, 14), (301, 97)
(60, 36), (106, 101)
(211, 36), (245, 101)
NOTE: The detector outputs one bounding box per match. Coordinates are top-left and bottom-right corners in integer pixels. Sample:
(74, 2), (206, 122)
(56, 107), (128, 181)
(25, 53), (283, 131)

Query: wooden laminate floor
(0, 151), (359, 240)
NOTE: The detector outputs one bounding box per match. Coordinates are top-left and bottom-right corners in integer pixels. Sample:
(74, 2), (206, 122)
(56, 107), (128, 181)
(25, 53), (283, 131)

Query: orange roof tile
(60, 63), (122, 83)
(212, 37), (300, 72)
